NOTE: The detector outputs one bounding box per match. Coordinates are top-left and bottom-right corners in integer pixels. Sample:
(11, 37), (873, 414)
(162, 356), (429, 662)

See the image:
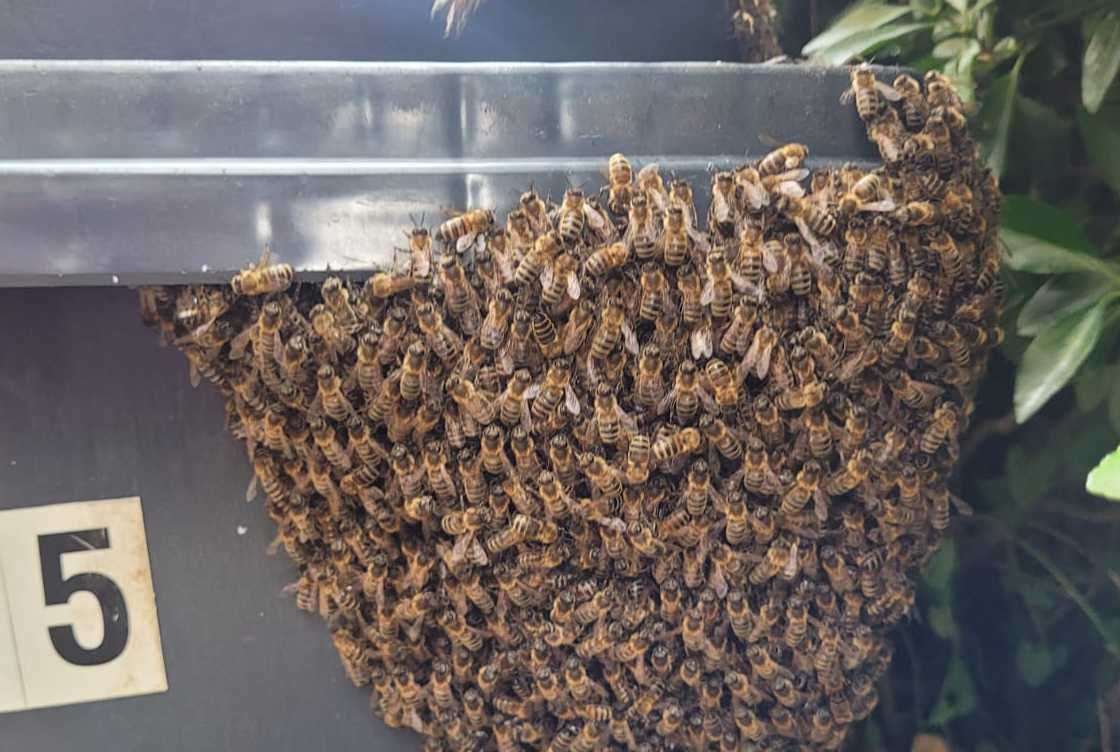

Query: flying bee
(230, 244), (294, 296)
(605, 152), (634, 214)
(842, 63), (902, 122)
(540, 252), (581, 310)
(436, 208), (494, 252)
(708, 170), (739, 236)
(838, 172), (896, 215)
(893, 73), (929, 130)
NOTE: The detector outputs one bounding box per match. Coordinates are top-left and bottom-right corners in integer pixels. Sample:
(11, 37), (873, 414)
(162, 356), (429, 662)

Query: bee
(416, 302), (463, 363)
(890, 72), (929, 131)
(584, 240), (630, 279)
(589, 298), (638, 360)
(842, 63), (902, 122)
(838, 172), (895, 215)
(445, 374), (497, 425)
(779, 460), (828, 522)
(702, 250), (748, 319)
(739, 436), (781, 496)
(659, 206), (705, 267)
(708, 170), (739, 236)
(515, 231), (562, 289)
(825, 449), (873, 495)
(868, 106), (906, 163)
(471, 289), (515, 354)
(555, 189), (594, 246)
(925, 70), (964, 110)
(624, 192), (660, 262)
(606, 152), (634, 213)
(652, 427), (702, 465)
(637, 263), (670, 323)
(591, 382), (636, 447)
(659, 360), (714, 424)
(436, 208), (494, 251)
(921, 401), (960, 454)
(758, 143), (808, 176)
(531, 358), (581, 425)
(720, 297), (759, 356)
(700, 414), (743, 463)
(540, 252), (581, 310)
(778, 194), (837, 251)
(753, 394), (785, 446)
(231, 244), (294, 296)
(738, 324), (777, 381)
(314, 364), (355, 422)
(559, 298), (596, 357)
(894, 200), (937, 226)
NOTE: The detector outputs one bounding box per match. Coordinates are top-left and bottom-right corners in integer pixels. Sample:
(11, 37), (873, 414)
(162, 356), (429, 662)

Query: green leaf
(976, 57), (1023, 178)
(1016, 640), (1066, 687)
(1109, 379), (1120, 434)
(1075, 364), (1116, 412)
(1016, 274), (1113, 336)
(928, 655), (977, 726)
(1014, 302), (1107, 423)
(808, 22), (933, 65)
(1013, 95), (1073, 188)
(945, 0), (968, 13)
(1082, 12), (1120, 114)
(933, 37), (971, 58)
(1087, 445), (1120, 501)
(1079, 106), (1120, 198)
(1002, 195), (1098, 254)
(802, 1), (913, 55)
(928, 604), (958, 641)
(923, 539), (958, 600)
(910, 0), (943, 17)
(1001, 196), (1115, 276)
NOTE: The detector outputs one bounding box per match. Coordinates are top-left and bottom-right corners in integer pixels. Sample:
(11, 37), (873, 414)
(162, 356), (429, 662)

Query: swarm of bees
(141, 66), (1001, 750)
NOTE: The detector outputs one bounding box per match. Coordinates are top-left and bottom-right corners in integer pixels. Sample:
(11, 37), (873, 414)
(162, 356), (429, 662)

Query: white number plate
(0, 497), (168, 712)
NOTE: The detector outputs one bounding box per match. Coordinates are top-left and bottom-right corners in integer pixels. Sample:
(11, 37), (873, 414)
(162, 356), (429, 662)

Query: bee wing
(875, 80), (903, 101)
(740, 181), (768, 210)
(496, 347), (515, 376)
(617, 408), (639, 437)
(455, 232), (478, 254)
(524, 384), (541, 400)
(950, 493), (974, 516)
(565, 385), (582, 416)
(754, 343), (774, 380)
(700, 278), (715, 306)
(860, 199), (897, 213)
(622, 322), (640, 355)
(839, 88), (855, 105)
(566, 273), (582, 300)
(775, 181), (805, 199)
(245, 472), (259, 502)
(539, 263), (555, 291)
(687, 226), (710, 252)
(188, 361), (202, 388)
(813, 489), (829, 523)
(697, 384), (718, 412)
(690, 323), (714, 360)
(774, 168), (809, 184)
(783, 541), (799, 579)
(709, 565), (730, 599)
(228, 326), (255, 360)
(520, 398), (534, 434)
(656, 387), (677, 416)
(762, 244), (784, 274)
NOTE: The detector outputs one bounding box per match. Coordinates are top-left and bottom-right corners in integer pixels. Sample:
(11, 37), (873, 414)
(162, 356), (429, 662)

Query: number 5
(38, 530), (130, 666)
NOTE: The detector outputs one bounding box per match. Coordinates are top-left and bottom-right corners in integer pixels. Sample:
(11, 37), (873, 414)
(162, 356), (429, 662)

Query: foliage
(802, 0), (1120, 748)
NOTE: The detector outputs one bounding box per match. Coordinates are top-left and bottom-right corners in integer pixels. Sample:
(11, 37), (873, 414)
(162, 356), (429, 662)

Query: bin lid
(0, 61), (892, 286)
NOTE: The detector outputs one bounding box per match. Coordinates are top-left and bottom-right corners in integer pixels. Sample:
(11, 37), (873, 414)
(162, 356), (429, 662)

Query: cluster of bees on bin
(141, 66), (1001, 750)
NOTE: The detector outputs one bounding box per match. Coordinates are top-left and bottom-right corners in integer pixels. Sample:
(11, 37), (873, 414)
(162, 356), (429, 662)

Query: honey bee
(589, 298), (638, 360)
(894, 200), (937, 226)
(758, 143), (808, 176)
(231, 244), (294, 296)
(703, 250), (751, 320)
(558, 298), (595, 358)
(842, 63), (902, 122)
(925, 70), (964, 110)
(893, 73), (929, 130)
(515, 231), (562, 289)
(659, 206), (707, 267)
(738, 324), (777, 381)
(778, 194), (838, 254)
(416, 302), (463, 363)
(436, 208), (494, 252)
(869, 106), (906, 163)
(825, 449), (872, 495)
(779, 460), (829, 522)
(584, 241), (629, 278)
(704, 358), (741, 411)
(605, 152), (634, 213)
(652, 427), (702, 466)
(838, 172), (896, 215)
(531, 358), (581, 425)
(540, 253), (582, 310)
(445, 374), (497, 425)
(708, 170), (739, 237)
(920, 401), (960, 454)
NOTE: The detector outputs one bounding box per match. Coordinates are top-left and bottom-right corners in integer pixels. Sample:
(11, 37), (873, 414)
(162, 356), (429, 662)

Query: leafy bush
(803, 0), (1120, 747)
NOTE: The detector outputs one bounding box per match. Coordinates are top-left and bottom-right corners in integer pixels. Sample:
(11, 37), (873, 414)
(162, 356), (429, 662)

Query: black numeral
(38, 529), (130, 666)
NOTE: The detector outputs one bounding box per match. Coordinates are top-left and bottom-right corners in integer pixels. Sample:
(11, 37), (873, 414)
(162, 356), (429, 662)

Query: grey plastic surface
(0, 287), (418, 750)
(0, 61), (888, 286)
